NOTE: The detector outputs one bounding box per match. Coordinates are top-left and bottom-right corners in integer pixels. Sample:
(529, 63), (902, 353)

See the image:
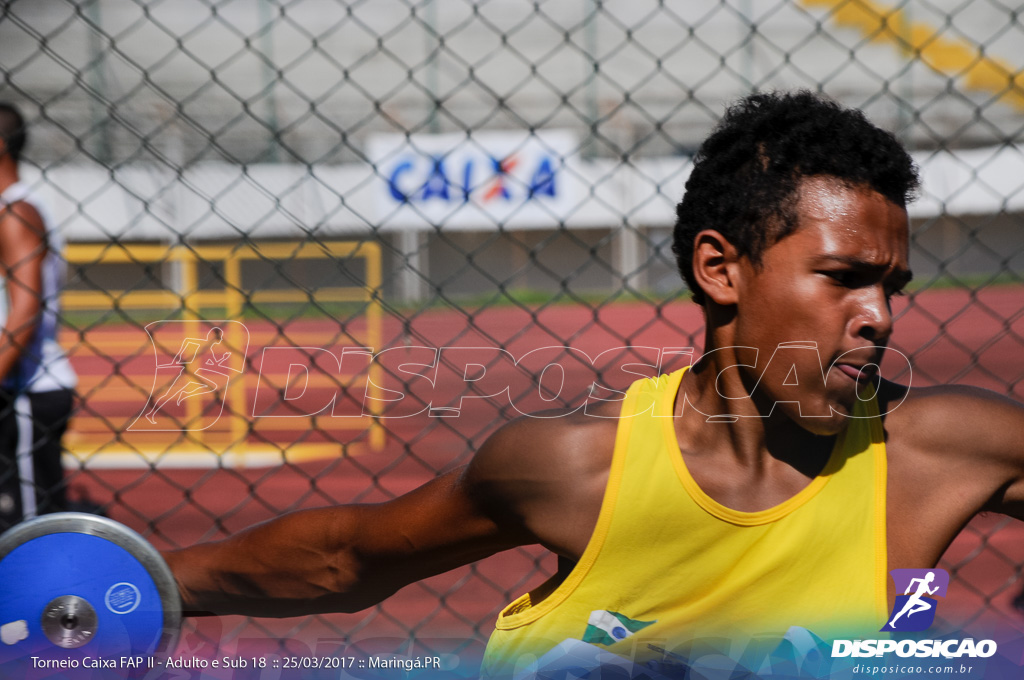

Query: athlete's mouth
(835, 363), (879, 383)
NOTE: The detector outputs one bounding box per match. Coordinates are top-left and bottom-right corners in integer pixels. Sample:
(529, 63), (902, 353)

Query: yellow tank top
(483, 368), (887, 676)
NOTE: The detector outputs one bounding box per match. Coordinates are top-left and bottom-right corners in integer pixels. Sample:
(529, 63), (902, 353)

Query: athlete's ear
(692, 229), (741, 306)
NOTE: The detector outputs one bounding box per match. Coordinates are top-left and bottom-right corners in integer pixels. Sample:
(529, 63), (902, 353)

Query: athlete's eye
(822, 270), (859, 287)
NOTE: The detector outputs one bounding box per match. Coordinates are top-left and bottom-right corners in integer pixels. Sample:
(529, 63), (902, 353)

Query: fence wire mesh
(2, 0), (1024, 666)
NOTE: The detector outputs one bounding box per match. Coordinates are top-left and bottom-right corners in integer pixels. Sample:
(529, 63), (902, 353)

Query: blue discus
(0, 513), (180, 670)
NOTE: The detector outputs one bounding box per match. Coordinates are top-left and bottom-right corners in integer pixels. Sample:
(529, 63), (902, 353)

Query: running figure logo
(881, 569), (949, 632)
(129, 321), (248, 432)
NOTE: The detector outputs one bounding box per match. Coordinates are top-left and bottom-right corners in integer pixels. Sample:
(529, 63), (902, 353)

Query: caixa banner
(367, 130), (582, 230)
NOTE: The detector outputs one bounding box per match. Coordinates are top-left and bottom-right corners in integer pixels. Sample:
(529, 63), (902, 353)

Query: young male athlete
(165, 91), (1024, 675)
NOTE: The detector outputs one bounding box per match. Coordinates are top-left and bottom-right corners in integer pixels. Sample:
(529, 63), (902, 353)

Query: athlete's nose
(850, 285), (894, 343)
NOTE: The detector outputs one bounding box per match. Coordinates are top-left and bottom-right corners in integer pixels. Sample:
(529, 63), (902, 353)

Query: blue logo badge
(105, 582), (142, 615)
(881, 569), (949, 632)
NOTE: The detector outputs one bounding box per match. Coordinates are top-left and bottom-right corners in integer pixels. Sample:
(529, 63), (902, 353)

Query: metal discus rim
(0, 512), (181, 656)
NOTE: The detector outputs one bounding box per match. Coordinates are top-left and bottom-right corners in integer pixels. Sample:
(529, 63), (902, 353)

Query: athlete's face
(732, 176), (911, 434)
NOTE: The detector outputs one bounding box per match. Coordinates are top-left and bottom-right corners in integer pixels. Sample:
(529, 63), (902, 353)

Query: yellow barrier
(802, 0), (1024, 111)
(62, 241), (386, 464)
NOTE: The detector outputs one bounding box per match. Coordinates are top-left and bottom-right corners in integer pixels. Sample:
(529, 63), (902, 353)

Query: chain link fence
(2, 0), (1024, 667)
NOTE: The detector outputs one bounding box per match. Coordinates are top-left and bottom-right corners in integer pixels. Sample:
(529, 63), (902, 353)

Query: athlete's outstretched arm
(163, 465), (530, 618)
(163, 406), (616, 619)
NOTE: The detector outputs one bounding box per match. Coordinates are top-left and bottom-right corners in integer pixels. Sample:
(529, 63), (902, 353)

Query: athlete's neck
(675, 334), (835, 475)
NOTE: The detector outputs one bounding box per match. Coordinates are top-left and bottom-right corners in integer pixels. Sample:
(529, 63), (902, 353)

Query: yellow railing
(62, 241), (385, 463)
(801, 0), (1024, 111)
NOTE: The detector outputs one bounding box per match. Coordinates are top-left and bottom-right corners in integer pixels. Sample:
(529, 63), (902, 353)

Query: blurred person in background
(0, 102), (78, 530)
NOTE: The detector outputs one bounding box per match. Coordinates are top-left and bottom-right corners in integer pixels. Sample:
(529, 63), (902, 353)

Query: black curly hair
(672, 90), (919, 305)
(0, 103), (26, 162)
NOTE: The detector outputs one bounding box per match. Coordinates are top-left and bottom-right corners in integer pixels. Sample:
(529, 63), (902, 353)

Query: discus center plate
(41, 595), (98, 649)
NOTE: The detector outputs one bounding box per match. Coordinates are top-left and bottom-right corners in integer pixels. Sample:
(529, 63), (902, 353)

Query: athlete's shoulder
(878, 379), (1024, 472)
(463, 401), (622, 558)
(468, 402), (621, 491)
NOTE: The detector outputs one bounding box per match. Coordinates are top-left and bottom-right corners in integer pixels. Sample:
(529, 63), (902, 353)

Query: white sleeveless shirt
(0, 181), (77, 393)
